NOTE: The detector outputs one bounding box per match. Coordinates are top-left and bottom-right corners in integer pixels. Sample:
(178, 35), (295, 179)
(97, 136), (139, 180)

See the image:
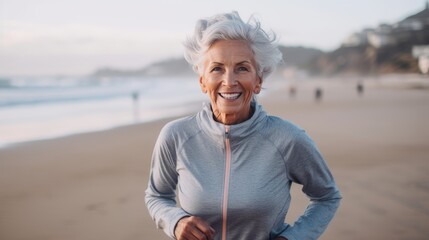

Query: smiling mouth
(219, 92), (242, 100)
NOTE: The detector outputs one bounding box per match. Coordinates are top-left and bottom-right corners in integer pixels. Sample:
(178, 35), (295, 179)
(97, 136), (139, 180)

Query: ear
(253, 76), (263, 94)
(199, 76), (207, 93)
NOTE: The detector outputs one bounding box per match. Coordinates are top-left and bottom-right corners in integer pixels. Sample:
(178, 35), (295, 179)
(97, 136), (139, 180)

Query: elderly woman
(145, 12), (341, 240)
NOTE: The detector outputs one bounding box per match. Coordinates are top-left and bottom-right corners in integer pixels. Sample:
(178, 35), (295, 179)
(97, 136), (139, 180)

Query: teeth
(219, 93), (241, 100)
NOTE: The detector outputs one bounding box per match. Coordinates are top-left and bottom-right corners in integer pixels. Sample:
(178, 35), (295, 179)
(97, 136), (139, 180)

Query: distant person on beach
(288, 84), (296, 98)
(357, 82), (364, 96)
(315, 87), (323, 102)
(132, 91), (140, 121)
(145, 12), (341, 240)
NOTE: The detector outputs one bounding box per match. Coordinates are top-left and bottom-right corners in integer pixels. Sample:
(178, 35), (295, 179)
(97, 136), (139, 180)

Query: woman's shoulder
(257, 115), (314, 159)
(159, 114), (201, 140)
(264, 115), (304, 135)
(256, 115), (307, 146)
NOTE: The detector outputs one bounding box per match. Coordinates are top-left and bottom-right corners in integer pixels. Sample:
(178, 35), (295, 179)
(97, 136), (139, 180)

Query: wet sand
(1, 74), (429, 240)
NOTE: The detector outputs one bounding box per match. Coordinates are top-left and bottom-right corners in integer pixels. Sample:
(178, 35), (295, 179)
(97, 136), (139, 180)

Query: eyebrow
(237, 61), (252, 65)
(210, 60), (252, 65)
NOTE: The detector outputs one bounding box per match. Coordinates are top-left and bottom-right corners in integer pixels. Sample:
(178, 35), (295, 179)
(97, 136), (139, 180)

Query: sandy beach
(1, 74), (429, 240)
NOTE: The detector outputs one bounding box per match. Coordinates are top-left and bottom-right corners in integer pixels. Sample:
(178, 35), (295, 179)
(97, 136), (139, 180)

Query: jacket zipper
(222, 125), (231, 240)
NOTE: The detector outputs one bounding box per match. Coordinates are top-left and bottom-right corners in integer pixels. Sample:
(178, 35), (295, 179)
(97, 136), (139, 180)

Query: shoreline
(0, 99), (204, 149)
(2, 73), (427, 148)
(0, 115), (188, 150)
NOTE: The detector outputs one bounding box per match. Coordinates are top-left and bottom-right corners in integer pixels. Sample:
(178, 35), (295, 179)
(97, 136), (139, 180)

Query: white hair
(183, 11), (283, 79)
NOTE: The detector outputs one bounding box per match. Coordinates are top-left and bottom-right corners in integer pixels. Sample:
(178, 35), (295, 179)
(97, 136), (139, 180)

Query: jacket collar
(196, 101), (267, 146)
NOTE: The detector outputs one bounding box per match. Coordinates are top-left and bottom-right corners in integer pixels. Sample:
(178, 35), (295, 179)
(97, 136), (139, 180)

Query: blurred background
(0, 0), (428, 145)
(1, 1), (429, 240)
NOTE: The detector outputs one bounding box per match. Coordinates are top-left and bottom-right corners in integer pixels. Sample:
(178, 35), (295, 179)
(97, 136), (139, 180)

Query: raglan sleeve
(145, 124), (190, 239)
(279, 130), (342, 240)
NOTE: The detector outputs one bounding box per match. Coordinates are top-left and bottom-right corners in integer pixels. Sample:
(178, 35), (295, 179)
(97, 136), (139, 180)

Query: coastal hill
(91, 46), (324, 78)
(304, 3), (429, 76)
(92, 4), (429, 78)
(92, 58), (194, 78)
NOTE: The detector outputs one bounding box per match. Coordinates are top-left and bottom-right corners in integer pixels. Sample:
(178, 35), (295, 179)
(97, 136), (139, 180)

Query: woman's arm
(145, 125), (190, 238)
(279, 131), (342, 240)
(145, 124), (215, 240)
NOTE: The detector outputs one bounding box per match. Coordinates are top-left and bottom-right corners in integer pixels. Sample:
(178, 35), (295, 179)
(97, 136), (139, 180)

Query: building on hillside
(412, 45), (429, 74)
(396, 1), (429, 31)
(368, 24), (397, 48)
(342, 1), (429, 48)
(342, 29), (372, 47)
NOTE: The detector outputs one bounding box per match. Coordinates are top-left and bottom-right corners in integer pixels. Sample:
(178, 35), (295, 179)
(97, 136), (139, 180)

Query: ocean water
(0, 76), (205, 147)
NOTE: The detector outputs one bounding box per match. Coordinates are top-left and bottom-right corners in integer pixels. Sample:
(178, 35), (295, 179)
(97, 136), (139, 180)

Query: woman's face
(199, 40), (262, 125)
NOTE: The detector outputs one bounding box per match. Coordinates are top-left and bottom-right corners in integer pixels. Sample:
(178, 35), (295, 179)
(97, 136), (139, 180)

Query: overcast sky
(0, 0), (425, 76)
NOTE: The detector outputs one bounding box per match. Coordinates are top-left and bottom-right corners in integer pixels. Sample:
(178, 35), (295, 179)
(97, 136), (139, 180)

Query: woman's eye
(238, 66), (249, 72)
(211, 67), (222, 72)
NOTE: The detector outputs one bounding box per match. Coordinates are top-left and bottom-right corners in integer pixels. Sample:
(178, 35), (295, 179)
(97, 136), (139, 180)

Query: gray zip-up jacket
(145, 102), (341, 240)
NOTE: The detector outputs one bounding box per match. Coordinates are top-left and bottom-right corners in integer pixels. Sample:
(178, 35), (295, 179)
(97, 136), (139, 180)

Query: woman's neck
(212, 105), (255, 125)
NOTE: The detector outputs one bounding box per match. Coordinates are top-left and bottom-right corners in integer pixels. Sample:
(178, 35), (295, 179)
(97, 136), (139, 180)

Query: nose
(223, 71), (237, 87)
